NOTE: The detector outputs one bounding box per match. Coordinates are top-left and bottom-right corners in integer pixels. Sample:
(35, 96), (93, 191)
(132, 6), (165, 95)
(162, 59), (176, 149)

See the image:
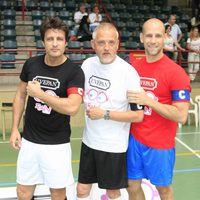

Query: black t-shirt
(20, 55), (85, 144)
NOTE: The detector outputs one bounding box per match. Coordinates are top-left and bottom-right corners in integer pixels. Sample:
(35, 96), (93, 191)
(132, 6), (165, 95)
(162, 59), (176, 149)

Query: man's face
(80, 5), (86, 13)
(91, 28), (119, 64)
(140, 21), (165, 59)
(43, 28), (66, 59)
(169, 16), (176, 25)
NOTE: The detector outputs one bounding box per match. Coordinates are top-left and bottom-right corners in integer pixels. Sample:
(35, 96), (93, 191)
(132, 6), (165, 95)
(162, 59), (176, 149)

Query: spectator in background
(165, 14), (183, 61)
(191, 0), (200, 24)
(77, 15), (92, 42)
(164, 24), (185, 59)
(89, 5), (102, 32)
(74, 3), (88, 34)
(187, 26), (200, 81)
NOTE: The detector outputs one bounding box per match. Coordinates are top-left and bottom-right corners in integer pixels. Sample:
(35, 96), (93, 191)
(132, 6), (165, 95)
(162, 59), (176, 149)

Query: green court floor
(0, 125), (200, 199)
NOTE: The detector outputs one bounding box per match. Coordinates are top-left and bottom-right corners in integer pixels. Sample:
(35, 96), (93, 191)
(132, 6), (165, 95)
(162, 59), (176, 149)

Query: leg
(106, 189), (121, 199)
(17, 184), (36, 200)
(156, 185), (174, 200)
(77, 183), (92, 198)
(127, 180), (145, 200)
(50, 188), (66, 200)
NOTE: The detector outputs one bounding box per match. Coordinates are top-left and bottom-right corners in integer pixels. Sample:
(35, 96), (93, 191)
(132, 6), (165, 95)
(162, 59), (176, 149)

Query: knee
(106, 189), (121, 199)
(156, 186), (173, 197)
(127, 181), (143, 195)
(17, 187), (34, 200)
(50, 188), (66, 200)
(77, 183), (91, 197)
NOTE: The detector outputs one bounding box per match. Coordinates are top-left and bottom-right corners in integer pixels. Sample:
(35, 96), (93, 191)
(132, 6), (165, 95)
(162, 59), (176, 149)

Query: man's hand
(87, 106), (104, 120)
(10, 130), (21, 150)
(127, 88), (149, 105)
(26, 81), (43, 98)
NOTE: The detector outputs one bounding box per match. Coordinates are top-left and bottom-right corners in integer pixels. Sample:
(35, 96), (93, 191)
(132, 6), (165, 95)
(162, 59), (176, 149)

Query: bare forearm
(38, 91), (82, 116)
(109, 110), (144, 122)
(146, 98), (189, 123)
(12, 95), (26, 131)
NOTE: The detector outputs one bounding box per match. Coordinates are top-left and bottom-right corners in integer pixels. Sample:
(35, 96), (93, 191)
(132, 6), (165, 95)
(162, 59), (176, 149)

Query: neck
(146, 52), (163, 63)
(44, 55), (67, 67)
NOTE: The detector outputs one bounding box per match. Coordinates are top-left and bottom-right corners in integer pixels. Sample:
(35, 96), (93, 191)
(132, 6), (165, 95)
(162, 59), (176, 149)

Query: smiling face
(140, 18), (165, 62)
(43, 28), (66, 59)
(91, 24), (119, 64)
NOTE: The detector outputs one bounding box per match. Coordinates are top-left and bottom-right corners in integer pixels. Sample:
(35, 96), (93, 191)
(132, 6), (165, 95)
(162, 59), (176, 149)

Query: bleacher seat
(52, 2), (64, 11)
(33, 19), (43, 30)
(3, 9), (16, 20)
(68, 41), (81, 49)
(3, 40), (17, 50)
(36, 40), (44, 49)
(83, 41), (92, 49)
(59, 10), (71, 21)
(0, 1), (12, 11)
(26, 1), (38, 11)
(125, 41), (139, 49)
(68, 53), (85, 61)
(39, 1), (51, 11)
(45, 10), (57, 18)
(32, 10), (44, 20)
(3, 19), (16, 29)
(65, 1), (76, 11)
(0, 53), (16, 69)
(3, 29), (16, 40)
(34, 29), (41, 41)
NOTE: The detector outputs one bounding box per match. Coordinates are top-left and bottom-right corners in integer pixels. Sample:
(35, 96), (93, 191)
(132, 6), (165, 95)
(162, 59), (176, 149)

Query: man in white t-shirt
(165, 14), (183, 61)
(76, 23), (144, 200)
(74, 3), (88, 33)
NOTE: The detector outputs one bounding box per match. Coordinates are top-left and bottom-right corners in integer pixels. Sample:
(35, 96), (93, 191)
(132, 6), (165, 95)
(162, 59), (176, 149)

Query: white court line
(176, 131), (200, 135)
(175, 137), (200, 159)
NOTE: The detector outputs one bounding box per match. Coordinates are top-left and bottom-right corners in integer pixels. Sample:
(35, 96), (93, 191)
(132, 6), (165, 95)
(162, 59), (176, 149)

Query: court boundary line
(175, 136), (200, 159)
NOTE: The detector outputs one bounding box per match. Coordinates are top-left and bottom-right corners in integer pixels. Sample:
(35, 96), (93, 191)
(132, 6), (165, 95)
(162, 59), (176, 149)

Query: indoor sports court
(0, 88), (200, 199)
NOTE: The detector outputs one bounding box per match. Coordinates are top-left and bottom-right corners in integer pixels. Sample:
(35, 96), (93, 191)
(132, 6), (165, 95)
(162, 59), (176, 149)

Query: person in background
(9, 17), (85, 200)
(89, 4), (102, 32)
(165, 14), (183, 61)
(77, 15), (92, 42)
(164, 24), (185, 59)
(187, 26), (200, 81)
(127, 18), (191, 200)
(74, 3), (88, 34)
(77, 22), (144, 200)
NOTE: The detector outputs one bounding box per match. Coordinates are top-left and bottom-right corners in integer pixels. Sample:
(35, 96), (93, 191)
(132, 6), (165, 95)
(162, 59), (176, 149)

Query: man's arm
(87, 107), (144, 123)
(26, 81), (83, 116)
(127, 89), (189, 124)
(10, 81), (27, 150)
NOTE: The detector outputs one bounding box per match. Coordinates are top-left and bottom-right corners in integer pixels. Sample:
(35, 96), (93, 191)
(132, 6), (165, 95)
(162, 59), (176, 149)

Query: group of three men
(10, 16), (190, 200)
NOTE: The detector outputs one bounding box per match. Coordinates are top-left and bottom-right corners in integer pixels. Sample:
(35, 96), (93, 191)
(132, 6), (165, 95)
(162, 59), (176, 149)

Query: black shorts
(78, 142), (128, 189)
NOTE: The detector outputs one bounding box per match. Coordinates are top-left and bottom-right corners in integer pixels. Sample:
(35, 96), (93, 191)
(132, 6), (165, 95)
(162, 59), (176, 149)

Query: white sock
(76, 196), (90, 200)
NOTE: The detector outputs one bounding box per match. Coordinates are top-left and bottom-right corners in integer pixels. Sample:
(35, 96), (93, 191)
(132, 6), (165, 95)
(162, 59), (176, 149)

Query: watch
(103, 110), (110, 120)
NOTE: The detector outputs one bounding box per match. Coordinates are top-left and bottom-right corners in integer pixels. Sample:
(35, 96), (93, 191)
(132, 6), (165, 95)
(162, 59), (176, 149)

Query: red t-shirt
(130, 55), (191, 149)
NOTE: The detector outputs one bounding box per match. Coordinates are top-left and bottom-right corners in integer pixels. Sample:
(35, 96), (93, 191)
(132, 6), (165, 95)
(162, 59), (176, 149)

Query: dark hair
(40, 16), (69, 41)
(165, 24), (171, 31)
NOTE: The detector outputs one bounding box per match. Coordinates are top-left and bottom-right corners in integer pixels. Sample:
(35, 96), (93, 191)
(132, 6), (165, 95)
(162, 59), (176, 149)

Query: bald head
(142, 18), (165, 34)
(92, 23), (119, 40)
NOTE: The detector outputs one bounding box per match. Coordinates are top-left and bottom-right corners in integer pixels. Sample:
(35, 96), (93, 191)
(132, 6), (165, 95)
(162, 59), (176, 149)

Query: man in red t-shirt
(127, 18), (191, 200)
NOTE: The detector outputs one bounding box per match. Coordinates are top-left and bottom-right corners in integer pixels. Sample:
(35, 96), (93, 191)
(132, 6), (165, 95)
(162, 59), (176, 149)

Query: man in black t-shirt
(10, 17), (84, 200)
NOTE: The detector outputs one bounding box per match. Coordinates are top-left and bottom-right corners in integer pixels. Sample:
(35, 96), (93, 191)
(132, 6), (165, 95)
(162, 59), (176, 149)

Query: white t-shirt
(187, 37), (200, 55)
(89, 13), (102, 28)
(81, 56), (141, 153)
(74, 11), (87, 25)
(165, 22), (182, 40)
(164, 35), (175, 51)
